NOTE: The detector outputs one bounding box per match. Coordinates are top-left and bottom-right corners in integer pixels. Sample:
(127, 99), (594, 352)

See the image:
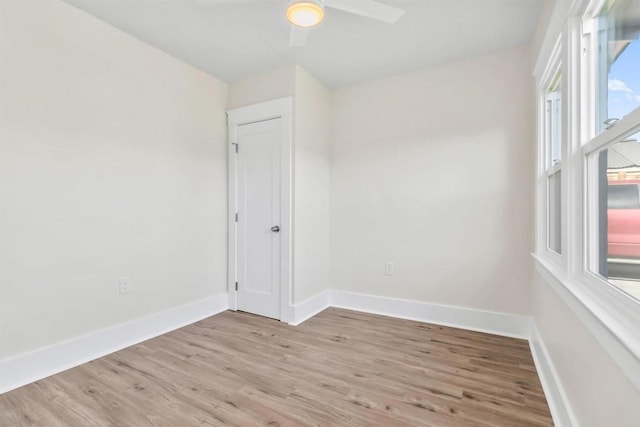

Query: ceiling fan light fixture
(286, 0), (324, 28)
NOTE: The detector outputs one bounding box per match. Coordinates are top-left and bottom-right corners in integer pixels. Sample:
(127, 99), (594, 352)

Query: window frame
(534, 0), (640, 392)
(536, 38), (565, 266)
(581, 0), (640, 308)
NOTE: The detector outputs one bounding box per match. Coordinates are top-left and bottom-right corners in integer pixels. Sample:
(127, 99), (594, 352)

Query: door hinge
(232, 143), (238, 153)
(235, 212), (238, 222)
(235, 282), (238, 291)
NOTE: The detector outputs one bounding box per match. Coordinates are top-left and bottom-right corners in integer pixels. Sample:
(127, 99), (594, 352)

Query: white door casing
(227, 98), (293, 322)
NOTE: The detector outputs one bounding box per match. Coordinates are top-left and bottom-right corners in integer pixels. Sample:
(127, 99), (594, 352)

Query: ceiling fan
(195, 0), (406, 47)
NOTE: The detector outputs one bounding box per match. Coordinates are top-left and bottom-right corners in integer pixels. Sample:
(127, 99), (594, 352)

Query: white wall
(330, 47), (534, 315)
(532, 271), (640, 425)
(0, 0), (228, 359)
(293, 66), (331, 303)
(227, 65), (295, 110)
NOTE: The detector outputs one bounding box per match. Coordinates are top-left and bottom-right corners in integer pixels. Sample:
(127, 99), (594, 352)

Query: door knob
(271, 225), (280, 233)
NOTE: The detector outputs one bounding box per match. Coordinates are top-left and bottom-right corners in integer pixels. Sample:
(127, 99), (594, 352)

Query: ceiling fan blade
(324, 0), (405, 23)
(289, 26), (309, 47)
(195, 0), (270, 5)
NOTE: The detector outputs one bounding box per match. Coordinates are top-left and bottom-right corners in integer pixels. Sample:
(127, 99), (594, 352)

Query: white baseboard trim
(0, 293), (229, 394)
(289, 290), (331, 326)
(529, 322), (578, 427)
(329, 290), (532, 339)
(0, 288), (575, 427)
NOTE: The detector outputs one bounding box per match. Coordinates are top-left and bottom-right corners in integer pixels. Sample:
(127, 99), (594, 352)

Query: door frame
(227, 97), (293, 323)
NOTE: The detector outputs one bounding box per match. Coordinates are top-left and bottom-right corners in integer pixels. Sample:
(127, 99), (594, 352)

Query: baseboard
(0, 293), (229, 394)
(0, 288), (574, 427)
(329, 290), (532, 339)
(289, 290), (331, 326)
(529, 322), (578, 427)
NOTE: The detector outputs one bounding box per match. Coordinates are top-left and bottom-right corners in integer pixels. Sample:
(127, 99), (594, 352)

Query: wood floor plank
(0, 308), (554, 426)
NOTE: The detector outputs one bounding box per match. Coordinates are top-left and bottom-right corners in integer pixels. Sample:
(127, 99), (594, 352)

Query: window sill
(532, 253), (640, 391)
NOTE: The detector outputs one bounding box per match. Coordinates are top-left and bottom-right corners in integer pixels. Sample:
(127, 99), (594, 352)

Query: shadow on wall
(330, 47), (534, 315)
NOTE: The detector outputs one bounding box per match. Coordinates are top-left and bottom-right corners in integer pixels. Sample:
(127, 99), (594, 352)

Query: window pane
(596, 132), (640, 300)
(548, 171), (562, 254)
(598, 0), (640, 129)
(546, 73), (562, 167)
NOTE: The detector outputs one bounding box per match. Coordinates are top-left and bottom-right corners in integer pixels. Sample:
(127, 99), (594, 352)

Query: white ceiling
(62, 0), (542, 89)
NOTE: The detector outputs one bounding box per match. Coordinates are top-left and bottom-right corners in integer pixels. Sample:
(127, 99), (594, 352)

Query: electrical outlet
(119, 277), (131, 294)
(384, 262), (394, 276)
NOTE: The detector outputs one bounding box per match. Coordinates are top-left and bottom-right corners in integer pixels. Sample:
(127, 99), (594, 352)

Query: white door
(236, 118), (282, 319)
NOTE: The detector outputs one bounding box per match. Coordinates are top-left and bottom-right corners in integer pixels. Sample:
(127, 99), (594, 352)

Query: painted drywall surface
(0, 0), (228, 359)
(292, 66), (331, 303)
(330, 47), (534, 315)
(532, 271), (640, 425)
(227, 65), (295, 110)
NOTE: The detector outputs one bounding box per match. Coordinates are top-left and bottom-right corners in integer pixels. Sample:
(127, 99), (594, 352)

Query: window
(590, 131), (640, 300)
(584, 0), (640, 301)
(535, 0), (640, 391)
(596, 0), (640, 131)
(545, 71), (563, 254)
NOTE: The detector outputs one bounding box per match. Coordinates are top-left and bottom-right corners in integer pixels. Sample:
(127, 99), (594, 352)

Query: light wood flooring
(0, 308), (553, 426)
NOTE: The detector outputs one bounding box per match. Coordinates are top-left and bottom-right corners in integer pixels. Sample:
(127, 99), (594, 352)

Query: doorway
(227, 98), (292, 322)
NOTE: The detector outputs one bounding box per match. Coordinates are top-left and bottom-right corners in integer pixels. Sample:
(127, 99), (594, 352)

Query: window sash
(545, 75), (563, 170)
(547, 170), (563, 254)
(584, 107), (640, 155)
(584, 123), (640, 280)
(582, 0), (640, 305)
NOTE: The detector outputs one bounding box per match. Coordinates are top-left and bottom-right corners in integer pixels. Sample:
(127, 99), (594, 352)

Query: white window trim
(536, 35), (564, 267)
(545, 88), (563, 256)
(534, 0), (640, 392)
